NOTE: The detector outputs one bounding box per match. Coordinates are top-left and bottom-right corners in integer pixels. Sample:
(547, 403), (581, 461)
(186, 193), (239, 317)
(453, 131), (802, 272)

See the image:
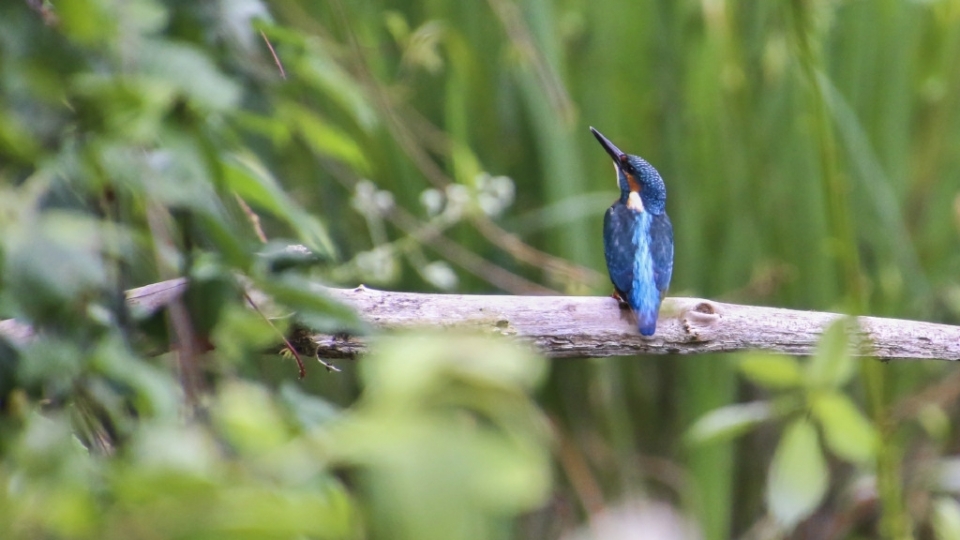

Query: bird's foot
(611, 290), (630, 309)
(611, 290), (636, 325)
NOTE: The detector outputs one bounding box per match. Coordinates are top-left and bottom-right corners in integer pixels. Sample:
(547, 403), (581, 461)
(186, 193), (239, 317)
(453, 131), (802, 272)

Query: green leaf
(194, 212), (256, 270)
(326, 333), (551, 538)
(384, 11), (411, 44)
(213, 381), (289, 455)
(257, 241), (327, 274)
(738, 353), (803, 390)
(278, 102), (370, 174)
(686, 401), (773, 446)
(0, 109), (41, 162)
(279, 383), (342, 430)
(810, 391), (877, 465)
(933, 497), (960, 540)
(210, 304), (279, 363)
(807, 318), (856, 389)
(919, 404), (951, 443)
(57, 0), (117, 46)
(138, 39), (241, 111)
(252, 275), (366, 334)
(223, 153), (338, 258)
(230, 110), (292, 147)
(402, 21), (446, 74)
(296, 41), (379, 130)
(4, 211), (109, 324)
(359, 334), (548, 405)
(766, 418), (829, 529)
(90, 335), (181, 421)
(92, 86), (175, 145)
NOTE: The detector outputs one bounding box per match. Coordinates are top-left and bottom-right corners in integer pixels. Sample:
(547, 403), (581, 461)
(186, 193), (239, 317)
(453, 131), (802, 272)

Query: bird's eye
(618, 155), (631, 171)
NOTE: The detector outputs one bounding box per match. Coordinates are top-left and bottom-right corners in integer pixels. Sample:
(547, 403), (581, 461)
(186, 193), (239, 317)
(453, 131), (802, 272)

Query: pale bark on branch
(2, 278), (958, 361)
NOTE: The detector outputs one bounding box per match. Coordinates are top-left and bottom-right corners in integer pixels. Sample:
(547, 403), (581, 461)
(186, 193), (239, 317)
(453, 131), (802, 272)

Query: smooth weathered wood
(313, 286), (960, 360)
(3, 278), (959, 361)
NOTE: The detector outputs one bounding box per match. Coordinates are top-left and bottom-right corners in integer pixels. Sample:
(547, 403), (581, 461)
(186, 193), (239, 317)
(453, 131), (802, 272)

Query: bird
(590, 127), (673, 336)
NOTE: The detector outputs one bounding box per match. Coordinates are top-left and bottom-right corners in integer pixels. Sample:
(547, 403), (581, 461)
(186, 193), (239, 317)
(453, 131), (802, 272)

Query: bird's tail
(629, 286), (662, 336)
(637, 311), (658, 336)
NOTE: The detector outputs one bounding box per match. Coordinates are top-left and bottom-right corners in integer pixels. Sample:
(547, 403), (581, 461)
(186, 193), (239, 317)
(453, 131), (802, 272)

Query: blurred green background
(2, 0), (960, 539)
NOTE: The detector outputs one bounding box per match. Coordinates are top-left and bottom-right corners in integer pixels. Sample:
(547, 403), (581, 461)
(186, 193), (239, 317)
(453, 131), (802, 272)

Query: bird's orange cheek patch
(627, 191), (645, 212)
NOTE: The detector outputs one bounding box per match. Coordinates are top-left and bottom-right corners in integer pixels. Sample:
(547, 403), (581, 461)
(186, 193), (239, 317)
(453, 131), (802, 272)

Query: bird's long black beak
(590, 127), (626, 164)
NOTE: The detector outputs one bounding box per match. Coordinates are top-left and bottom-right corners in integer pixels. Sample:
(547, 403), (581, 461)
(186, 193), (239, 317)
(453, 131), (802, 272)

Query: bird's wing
(650, 212), (674, 298)
(603, 204), (638, 297)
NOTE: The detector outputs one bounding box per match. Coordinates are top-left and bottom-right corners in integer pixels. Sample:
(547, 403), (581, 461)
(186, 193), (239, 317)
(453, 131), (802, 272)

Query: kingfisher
(590, 127), (674, 336)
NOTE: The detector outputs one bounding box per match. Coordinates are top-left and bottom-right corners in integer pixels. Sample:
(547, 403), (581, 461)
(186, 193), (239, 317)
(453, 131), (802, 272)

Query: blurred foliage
(1, 334), (548, 540)
(2, 0), (960, 539)
(688, 319), (877, 528)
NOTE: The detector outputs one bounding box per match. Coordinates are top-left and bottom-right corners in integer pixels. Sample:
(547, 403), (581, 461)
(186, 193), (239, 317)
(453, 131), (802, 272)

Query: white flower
(422, 260), (458, 291)
(374, 190), (394, 213)
(444, 183), (470, 220)
(352, 180), (395, 216)
(355, 247), (398, 283)
(351, 179), (377, 214)
(476, 173), (515, 217)
(419, 188), (444, 217)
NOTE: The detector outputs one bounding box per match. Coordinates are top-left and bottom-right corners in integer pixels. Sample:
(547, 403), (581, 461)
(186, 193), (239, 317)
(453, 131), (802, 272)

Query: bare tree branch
(312, 286), (960, 360)
(4, 278), (958, 361)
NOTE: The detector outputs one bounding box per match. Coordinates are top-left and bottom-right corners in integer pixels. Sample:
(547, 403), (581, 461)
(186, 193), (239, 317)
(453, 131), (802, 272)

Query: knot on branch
(679, 300), (721, 342)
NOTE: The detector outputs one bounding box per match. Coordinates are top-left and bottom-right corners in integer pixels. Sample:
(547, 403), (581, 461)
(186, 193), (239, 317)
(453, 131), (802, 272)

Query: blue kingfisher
(591, 127), (674, 336)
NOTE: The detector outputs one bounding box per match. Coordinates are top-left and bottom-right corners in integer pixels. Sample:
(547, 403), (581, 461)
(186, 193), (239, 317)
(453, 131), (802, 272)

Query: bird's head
(590, 127), (667, 215)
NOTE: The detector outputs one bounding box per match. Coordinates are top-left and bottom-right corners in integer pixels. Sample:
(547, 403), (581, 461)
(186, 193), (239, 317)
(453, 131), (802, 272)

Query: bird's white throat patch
(627, 191), (645, 212)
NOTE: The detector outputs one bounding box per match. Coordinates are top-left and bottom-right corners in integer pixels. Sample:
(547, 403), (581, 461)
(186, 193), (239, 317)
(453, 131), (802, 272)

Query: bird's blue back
(604, 202), (673, 335)
(589, 128), (673, 336)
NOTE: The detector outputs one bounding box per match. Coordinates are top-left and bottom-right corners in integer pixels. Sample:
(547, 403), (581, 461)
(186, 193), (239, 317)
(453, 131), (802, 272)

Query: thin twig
(551, 416), (607, 516)
(892, 367), (960, 422)
(145, 205), (202, 405)
(472, 217), (604, 288)
(235, 194), (269, 243)
(244, 292), (306, 379)
(389, 206), (557, 295)
(260, 29), (287, 79)
(486, 0), (577, 126)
